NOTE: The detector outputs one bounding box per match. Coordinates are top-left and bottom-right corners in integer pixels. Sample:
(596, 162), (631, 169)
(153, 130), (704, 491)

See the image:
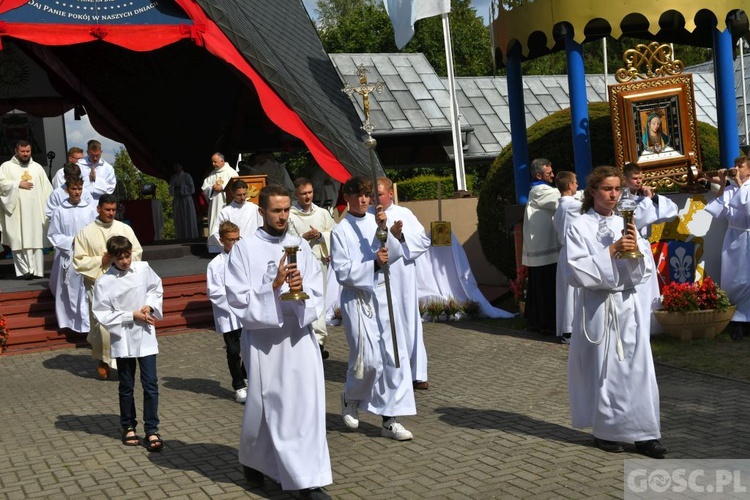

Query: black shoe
(319, 345), (329, 360)
(635, 439), (669, 458)
(297, 487), (331, 499)
(594, 437), (624, 453)
(243, 466), (265, 488)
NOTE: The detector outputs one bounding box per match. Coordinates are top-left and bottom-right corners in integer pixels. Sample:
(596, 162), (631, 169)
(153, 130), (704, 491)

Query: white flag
(384, 0), (451, 50)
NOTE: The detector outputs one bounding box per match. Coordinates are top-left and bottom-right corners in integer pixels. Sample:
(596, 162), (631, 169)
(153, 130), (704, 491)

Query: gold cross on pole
(343, 64), (385, 137)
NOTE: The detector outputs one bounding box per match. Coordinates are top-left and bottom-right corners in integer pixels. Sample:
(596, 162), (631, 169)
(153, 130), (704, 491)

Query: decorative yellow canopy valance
(492, 0), (748, 64)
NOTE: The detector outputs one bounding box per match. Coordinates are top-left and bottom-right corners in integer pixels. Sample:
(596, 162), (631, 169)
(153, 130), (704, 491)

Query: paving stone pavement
(1, 321), (749, 499)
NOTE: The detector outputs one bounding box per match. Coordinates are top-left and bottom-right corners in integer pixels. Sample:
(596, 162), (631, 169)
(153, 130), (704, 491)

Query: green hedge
(396, 174), (475, 201)
(476, 102), (721, 280)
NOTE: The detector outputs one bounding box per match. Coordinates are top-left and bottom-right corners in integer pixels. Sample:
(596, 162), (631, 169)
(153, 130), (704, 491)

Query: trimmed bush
(477, 102), (721, 280)
(396, 174), (476, 201)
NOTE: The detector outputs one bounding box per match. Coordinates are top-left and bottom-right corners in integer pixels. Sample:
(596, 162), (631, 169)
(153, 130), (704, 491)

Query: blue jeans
(117, 355), (159, 435)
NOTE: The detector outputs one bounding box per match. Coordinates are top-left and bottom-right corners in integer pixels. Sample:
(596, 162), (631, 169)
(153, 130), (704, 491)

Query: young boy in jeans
(93, 235), (165, 451)
(207, 221), (248, 403)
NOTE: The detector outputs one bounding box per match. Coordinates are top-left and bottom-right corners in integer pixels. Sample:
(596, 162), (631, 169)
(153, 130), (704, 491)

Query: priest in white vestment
(552, 171), (582, 342)
(564, 166), (667, 459)
(331, 176), (416, 442)
(287, 177), (336, 355)
(168, 163), (198, 240)
(73, 194), (143, 379)
(207, 179), (261, 249)
(201, 153), (238, 252)
(47, 177), (97, 333)
(224, 185), (331, 496)
(0, 140), (53, 278)
(373, 177), (431, 388)
(704, 157), (750, 340)
(72, 140), (117, 201)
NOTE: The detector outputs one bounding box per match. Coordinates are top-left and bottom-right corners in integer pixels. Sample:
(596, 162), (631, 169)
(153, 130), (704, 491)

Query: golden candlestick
(279, 245), (310, 301)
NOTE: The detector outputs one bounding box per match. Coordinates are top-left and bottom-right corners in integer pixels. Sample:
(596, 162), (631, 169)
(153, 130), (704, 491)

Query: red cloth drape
(0, 0), (353, 182)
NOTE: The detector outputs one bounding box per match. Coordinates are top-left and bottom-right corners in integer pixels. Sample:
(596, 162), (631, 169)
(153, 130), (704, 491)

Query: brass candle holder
(616, 190), (643, 259)
(279, 245), (310, 301)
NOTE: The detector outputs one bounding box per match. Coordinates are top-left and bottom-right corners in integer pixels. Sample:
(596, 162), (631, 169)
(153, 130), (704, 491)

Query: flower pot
(653, 306), (736, 341)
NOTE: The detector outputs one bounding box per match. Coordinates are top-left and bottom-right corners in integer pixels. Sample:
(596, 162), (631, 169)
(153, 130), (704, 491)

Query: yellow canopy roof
(492, 0), (748, 64)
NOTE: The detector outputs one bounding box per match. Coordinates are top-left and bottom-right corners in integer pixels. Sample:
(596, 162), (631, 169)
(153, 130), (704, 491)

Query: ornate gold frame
(609, 75), (701, 189)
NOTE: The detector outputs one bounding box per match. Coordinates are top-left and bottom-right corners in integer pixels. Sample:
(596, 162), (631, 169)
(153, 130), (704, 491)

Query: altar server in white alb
(206, 221), (247, 404)
(287, 177), (336, 358)
(0, 140), (53, 278)
(46, 162), (94, 219)
(208, 179), (261, 250)
(47, 176), (97, 333)
(704, 156), (750, 341)
(623, 162), (679, 333)
(331, 176), (416, 441)
(374, 176), (431, 389)
(564, 166), (668, 459)
(225, 185), (331, 498)
(168, 163), (198, 240)
(201, 152), (238, 253)
(552, 171), (582, 344)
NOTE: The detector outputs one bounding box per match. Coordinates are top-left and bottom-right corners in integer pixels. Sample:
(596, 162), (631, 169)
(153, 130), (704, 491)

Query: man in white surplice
(287, 177), (336, 357)
(331, 176), (416, 442)
(47, 176), (97, 333)
(564, 166), (668, 459)
(373, 176), (431, 389)
(225, 185), (331, 496)
(74, 140), (117, 202)
(207, 179), (261, 250)
(201, 152), (238, 253)
(704, 156), (750, 341)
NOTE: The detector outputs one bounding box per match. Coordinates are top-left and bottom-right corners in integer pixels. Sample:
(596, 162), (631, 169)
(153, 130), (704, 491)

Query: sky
(64, 1), (494, 166)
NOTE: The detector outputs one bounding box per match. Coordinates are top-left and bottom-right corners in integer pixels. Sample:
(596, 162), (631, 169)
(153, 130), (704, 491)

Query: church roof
(331, 52), (739, 163)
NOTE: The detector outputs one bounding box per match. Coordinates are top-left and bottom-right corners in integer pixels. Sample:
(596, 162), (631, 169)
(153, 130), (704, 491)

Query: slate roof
(331, 53), (738, 162)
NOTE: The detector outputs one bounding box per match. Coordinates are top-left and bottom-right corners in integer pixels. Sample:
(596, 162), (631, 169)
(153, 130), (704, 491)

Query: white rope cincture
(581, 293), (625, 362)
(353, 289), (373, 379)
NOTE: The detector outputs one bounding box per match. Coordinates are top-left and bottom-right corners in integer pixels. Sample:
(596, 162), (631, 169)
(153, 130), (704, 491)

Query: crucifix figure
(343, 64), (384, 136)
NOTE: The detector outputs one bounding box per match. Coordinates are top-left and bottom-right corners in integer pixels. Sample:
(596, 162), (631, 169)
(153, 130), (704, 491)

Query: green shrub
(396, 174), (475, 201)
(477, 102), (721, 280)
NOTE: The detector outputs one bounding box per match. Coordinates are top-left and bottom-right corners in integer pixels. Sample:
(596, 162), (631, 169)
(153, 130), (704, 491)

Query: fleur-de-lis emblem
(670, 246), (693, 283)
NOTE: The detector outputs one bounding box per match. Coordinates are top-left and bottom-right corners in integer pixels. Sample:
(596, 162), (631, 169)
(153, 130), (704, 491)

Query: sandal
(121, 427), (140, 447)
(145, 432), (165, 452)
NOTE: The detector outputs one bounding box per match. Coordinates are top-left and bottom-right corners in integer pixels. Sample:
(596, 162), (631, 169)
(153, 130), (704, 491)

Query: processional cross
(343, 64), (385, 139)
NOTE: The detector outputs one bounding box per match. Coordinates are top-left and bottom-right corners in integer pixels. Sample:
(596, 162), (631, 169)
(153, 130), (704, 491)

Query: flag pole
(441, 12), (467, 194)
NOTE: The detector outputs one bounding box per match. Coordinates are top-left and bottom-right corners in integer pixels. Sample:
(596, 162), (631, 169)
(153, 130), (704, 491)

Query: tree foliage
(316, 0), (493, 76)
(113, 147), (175, 240)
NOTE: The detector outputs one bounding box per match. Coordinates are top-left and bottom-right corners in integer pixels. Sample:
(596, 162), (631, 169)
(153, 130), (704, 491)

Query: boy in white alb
(207, 220), (247, 403)
(93, 235), (165, 452)
(552, 171), (583, 344)
(47, 176), (97, 333)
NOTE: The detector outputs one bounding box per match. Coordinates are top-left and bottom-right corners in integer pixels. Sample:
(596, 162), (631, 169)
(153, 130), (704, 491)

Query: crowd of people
(4, 138), (750, 497)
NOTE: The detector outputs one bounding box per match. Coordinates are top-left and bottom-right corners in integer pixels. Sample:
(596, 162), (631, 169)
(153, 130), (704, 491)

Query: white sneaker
(341, 392), (359, 429)
(381, 418), (413, 441)
(235, 388), (248, 404)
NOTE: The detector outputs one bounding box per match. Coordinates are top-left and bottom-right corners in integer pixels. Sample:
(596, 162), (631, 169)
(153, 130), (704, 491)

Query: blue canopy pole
(565, 33), (593, 180)
(713, 27), (741, 167)
(507, 43), (530, 204)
